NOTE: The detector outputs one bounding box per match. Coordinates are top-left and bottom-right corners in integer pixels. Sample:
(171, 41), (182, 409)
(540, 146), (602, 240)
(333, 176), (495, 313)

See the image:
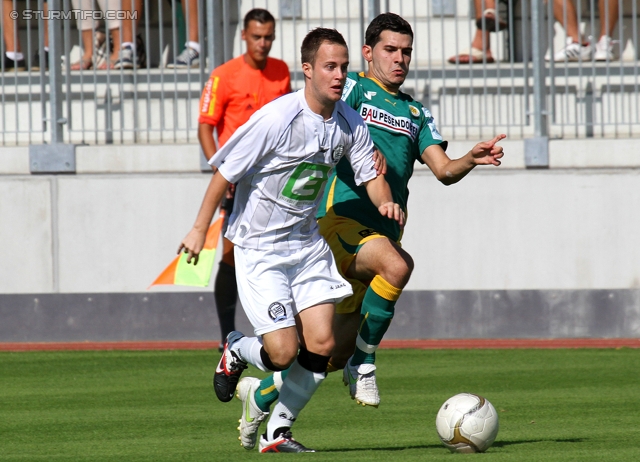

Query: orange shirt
(198, 55), (291, 147)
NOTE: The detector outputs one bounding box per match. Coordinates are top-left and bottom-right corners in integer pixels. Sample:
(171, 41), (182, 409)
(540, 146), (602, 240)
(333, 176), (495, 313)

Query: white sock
(121, 42), (134, 51)
(232, 336), (269, 371)
(265, 359), (325, 440)
(6, 51), (24, 61)
(186, 41), (200, 53)
(273, 371), (285, 391)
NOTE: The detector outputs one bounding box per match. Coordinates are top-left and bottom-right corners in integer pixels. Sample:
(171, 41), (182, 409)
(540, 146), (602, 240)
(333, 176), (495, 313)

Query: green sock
(351, 275), (401, 366)
(254, 368), (289, 412)
(351, 312), (392, 365)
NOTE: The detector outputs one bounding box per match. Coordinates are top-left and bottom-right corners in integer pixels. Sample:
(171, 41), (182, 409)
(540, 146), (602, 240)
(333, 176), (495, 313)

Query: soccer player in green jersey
(234, 13), (505, 447)
(318, 12), (504, 408)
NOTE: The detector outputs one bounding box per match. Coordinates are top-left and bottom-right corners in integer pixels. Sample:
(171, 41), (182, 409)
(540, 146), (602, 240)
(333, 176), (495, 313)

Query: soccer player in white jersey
(178, 28), (404, 453)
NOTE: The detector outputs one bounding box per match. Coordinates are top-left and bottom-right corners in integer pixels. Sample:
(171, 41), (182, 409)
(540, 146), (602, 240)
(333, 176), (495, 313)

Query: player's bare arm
(363, 174), (405, 226)
(198, 123), (218, 162)
(178, 171), (230, 264)
(422, 134), (506, 186)
(372, 148), (387, 175)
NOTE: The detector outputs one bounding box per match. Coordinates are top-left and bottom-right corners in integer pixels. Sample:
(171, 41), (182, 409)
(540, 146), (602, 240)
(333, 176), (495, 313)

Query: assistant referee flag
(149, 212), (225, 288)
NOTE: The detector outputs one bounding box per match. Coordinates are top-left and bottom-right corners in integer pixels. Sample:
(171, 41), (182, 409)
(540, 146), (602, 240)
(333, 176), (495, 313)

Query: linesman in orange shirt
(198, 8), (291, 351)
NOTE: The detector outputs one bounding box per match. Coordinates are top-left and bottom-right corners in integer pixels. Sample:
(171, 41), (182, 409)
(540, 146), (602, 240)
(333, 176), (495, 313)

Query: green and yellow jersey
(317, 72), (448, 242)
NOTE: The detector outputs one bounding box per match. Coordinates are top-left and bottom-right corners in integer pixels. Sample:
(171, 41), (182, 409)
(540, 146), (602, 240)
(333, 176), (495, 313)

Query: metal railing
(1, 0), (639, 151)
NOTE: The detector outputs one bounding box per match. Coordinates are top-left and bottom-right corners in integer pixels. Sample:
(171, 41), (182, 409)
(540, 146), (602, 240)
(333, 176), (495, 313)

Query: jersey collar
(298, 89), (336, 122)
(359, 72), (399, 96)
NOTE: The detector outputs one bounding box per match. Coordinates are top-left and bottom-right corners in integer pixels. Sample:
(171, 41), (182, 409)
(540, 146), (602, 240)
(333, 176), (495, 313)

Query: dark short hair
(300, 28), (347, 66)
(243, 8), (276, 30)
(365, 12), (413, 48)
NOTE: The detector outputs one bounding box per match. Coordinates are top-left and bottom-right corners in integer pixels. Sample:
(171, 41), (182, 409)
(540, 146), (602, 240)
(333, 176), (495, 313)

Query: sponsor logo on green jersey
(360, 103), (419, 140)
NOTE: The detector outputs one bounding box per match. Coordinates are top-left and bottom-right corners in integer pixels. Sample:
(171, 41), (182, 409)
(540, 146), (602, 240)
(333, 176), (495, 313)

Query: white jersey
(210, 89), (377, 250)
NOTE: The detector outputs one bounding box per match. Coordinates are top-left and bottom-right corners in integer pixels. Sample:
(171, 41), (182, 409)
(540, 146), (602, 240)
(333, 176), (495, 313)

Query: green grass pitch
(1, 348), (639, 461)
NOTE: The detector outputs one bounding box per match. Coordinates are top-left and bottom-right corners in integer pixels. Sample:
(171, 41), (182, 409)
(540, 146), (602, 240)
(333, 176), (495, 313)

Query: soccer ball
(435, 393), (499, 453)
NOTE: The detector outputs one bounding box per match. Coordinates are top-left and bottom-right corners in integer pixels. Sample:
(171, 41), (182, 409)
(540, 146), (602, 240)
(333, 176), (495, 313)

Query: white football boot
(236, 377), (268, 450)
(343, 357), (380, 407)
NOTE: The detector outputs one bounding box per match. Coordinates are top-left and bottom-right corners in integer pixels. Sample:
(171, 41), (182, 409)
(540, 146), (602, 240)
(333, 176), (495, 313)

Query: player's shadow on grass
(323, 443), (443, 452)
(324, 438), (586, 453)
(493, 437), (586, 448)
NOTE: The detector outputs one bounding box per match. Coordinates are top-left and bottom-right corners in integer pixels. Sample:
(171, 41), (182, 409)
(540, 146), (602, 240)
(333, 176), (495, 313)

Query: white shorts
(234, 238), (353, 336)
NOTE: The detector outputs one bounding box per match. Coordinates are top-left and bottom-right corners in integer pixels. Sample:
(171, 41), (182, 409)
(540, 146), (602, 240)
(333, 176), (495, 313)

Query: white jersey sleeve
(209, 108), (283, 183)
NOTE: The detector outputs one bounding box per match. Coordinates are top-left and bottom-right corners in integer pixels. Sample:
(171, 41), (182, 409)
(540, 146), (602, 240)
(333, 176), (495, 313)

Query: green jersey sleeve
(417, 105), (448, 158)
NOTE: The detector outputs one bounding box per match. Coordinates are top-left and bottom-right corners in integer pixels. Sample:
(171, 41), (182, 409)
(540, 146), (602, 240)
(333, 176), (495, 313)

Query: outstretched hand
(176, 228), (206, 265)
(471, 134), (506, 166)
(378, 202), (405, 228)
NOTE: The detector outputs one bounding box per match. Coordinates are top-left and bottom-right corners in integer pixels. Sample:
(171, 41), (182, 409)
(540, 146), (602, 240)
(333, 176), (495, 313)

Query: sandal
(70, 57), (93, 71)
(448, 47), (495, 64)
(476, 8), (508, 32)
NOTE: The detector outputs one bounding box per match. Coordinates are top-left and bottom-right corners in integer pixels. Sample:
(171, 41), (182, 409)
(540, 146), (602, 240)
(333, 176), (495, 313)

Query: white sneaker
(236, 377), (268, 450)
(343, 358), (380, 407)
(594, 35), (615, 61)
(167, 47), (200, 69)
(114, 44), (135, 70)
(548, 38), (592, 62)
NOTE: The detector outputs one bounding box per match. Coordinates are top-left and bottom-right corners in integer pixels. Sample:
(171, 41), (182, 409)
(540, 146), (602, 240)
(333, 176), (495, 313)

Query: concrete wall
(406, 152), (640, 292)
(1, 144), (210, 294)
(1, 139), (640, 340)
